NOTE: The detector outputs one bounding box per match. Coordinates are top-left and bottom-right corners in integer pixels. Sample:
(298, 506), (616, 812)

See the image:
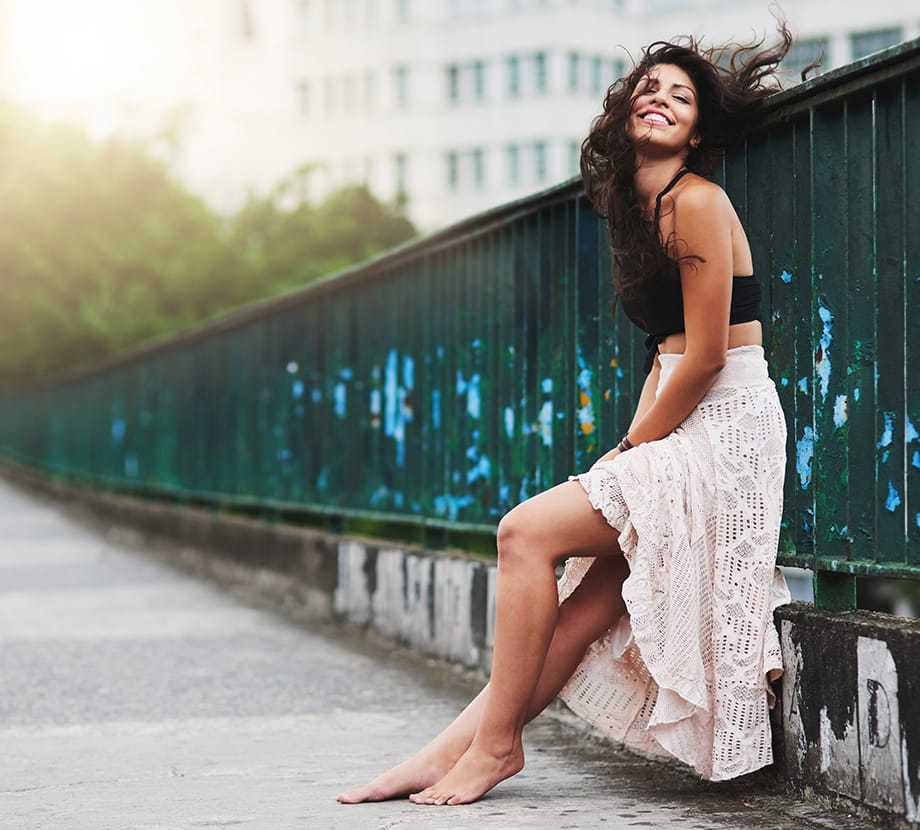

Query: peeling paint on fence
(815, 297), (833, 402)
(797, 427), (815, 489)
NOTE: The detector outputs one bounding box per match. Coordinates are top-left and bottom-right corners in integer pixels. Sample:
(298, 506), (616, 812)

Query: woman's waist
(656, 320), (762, 356)
(658, 344), (772, 390)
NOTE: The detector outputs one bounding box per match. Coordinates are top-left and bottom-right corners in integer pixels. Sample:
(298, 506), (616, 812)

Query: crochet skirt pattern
(557, 345), (790, 781)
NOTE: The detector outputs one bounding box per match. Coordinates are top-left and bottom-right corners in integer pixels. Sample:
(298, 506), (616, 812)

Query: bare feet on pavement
(408, 745), (524, 806)
(336, 750), (457, 804)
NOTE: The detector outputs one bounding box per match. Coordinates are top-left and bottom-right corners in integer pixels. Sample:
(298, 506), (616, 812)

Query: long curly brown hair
(581, 23), (796, 306)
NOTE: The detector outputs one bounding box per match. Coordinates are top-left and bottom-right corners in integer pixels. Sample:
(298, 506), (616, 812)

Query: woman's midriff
(657, 320), (763, 356)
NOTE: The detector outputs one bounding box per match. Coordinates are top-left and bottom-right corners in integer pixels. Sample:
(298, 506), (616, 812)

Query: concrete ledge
(0, 465), (497, 675)
(777, 603), (920, 826)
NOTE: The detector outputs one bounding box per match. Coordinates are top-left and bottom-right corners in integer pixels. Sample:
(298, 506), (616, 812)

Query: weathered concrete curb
(4, 464), (919, 829)
(0, 465), (498, 675)
(777, 604), (920, 826)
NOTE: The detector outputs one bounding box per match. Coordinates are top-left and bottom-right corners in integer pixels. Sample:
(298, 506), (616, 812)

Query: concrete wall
(6, 467), (919, 829)
(777, 605), (920, 825)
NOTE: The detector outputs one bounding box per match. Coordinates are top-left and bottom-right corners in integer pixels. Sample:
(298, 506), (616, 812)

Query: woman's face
(628, 63), (700, 156)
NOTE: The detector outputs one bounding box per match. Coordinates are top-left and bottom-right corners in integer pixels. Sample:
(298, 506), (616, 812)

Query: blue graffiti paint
(369, 388), (382, 429)
(467, 374), (481, 419)
(780, 377), (789, 387)
(542, 378), (553, 394)
(334, 382), (346, 418)
(292, 380), (304, 399)
(797, 378), (809, 395)
(538, 402), (553, 447)
(796, 426), (814, 489)
(853, 387), (860, 402)
(402, 356), (414, 390)
(779, 270), (793, 284)
(466, 454), (491, 485)
(815, 297), (833, 402)
(431, 390), (441, 430)
(504, 406), (515, 439)
(434, 493), (475, 521)
(878, 412), (895, 449)
(885, 481), (902, 512)
(833, 395), (847, 428)
(906, 417), (919, 443)
(111, 418), (125, 443)
(385, 350), (399, 437)
(912, 450), (920, 470)
(456, 371), (467, 396)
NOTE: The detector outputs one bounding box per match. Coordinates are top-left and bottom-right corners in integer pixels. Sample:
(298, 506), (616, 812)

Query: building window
(395, 0), (409, 22)
(534, 51), (548, 94)
(534, 141), (547, 182)
(611, 58), (625, 83)
(850, 28), (902, 60)
(472, 148), (485, 188)
(472, 61), (486, 102)
(783, 36), (828, 82)
(297, 80), (310, 116)
(568, 140), (580, 176)
(447, 152), (459, 189)
(394, 65), (408, 107)
(507, 144), (520, 185)
(567, 52), (579, 92)
(447, 64), (460, 104)
(324, 77), (336, 113)
(507, 55), (520, 97)
(590, 55), (603, 95)
(394, 153), (407, 195)
(344, 75), (356, 112)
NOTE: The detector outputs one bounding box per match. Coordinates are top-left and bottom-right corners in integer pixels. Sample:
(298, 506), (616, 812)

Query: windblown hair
(581, 23), (797, 306)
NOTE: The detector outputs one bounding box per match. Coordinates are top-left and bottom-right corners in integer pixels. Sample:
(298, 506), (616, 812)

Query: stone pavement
(0, 478), (885, 830)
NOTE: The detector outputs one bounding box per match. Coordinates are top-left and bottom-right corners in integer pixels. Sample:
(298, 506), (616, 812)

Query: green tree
(0, 109), (416, 389)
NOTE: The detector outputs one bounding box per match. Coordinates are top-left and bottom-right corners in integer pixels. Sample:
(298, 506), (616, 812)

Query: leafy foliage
(0, 108), (416, 388)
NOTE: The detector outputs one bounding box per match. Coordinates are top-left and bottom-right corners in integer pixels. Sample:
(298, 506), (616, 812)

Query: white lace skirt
(557, 345), (790, 781)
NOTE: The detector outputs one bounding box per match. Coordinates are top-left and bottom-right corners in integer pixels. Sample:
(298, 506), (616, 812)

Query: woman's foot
(408, 743), (524, 806)
(336, 749), (458, 804)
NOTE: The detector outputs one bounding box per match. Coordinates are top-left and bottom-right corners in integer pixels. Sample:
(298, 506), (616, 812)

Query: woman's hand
(590, 447), (622, 470)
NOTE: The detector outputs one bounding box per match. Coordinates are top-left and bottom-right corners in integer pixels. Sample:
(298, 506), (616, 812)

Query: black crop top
(618, 168), (761, 374)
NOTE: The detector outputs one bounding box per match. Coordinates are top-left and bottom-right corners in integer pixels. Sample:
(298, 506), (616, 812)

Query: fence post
(813, 570), (856, 611)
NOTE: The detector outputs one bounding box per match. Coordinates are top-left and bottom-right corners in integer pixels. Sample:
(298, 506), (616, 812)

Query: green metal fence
(2, 40), (919, 610)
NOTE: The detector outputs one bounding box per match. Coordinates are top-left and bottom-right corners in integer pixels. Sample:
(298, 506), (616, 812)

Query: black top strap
(653, 167), (690, 229)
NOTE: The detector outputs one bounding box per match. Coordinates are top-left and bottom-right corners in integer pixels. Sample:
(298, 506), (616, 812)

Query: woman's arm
(622, 182), (734, 446)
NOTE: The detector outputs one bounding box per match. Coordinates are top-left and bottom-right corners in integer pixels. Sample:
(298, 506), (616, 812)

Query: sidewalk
(0, 478), (882, 830)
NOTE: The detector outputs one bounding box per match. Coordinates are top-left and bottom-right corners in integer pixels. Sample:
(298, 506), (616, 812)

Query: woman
(339, 27), (794, 807)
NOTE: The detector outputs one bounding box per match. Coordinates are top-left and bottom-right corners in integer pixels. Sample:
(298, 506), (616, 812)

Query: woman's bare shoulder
(673, 176), (733, 218)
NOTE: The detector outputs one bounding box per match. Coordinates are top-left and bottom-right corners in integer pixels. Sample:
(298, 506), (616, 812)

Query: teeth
(642, 113), (669, 125)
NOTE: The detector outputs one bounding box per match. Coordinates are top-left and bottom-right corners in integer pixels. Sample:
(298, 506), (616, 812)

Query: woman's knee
(496, 503), (547, 566)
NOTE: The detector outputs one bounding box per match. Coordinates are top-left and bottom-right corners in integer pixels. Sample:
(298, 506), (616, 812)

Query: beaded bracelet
(617, 434), (634, 452)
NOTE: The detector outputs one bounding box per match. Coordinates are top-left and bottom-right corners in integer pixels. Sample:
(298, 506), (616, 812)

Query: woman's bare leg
(336, 551), (628, 803)
(409, 480), (624, 806)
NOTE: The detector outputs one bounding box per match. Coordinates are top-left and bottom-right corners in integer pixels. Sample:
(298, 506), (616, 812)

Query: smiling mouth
(640, 112), (671, 126)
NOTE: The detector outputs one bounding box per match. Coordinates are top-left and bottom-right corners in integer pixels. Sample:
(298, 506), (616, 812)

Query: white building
(4, 0), (916, 229)
(288, 0), (919, 229)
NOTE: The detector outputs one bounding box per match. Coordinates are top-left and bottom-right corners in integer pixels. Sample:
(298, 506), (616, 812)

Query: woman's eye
(674, 96), (689, 104)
